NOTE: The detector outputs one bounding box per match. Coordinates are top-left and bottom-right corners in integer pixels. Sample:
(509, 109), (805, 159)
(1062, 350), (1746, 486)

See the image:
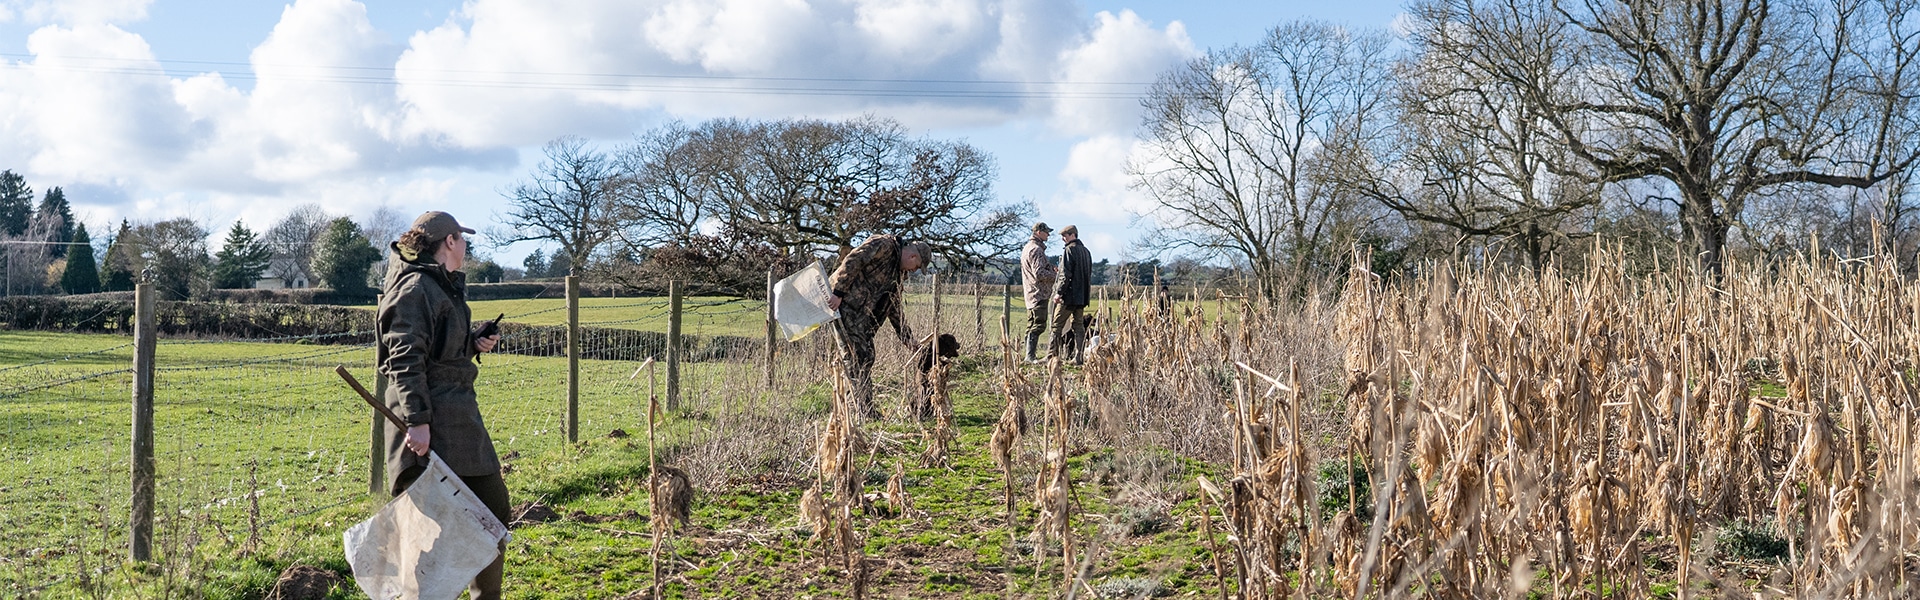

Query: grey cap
(411, 211), (475, 243)
(1032, 222), (1052, 233)
(1059, 224), (1078, 236)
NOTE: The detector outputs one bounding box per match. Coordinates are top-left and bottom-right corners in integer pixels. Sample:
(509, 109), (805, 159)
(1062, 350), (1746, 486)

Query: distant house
(255, 256), (310, 290)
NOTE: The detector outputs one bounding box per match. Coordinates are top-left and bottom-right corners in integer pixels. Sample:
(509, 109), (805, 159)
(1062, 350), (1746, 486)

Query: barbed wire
(0, 342), (133, 373)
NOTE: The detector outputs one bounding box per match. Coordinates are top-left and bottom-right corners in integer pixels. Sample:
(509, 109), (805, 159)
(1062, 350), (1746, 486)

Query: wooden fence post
(1001, 284), (1011, 343)
(370, 374), (385, 495)
(566, 275), (580, 443)
(765, 268), (776, 389)
(973, 282), (983, 350)
(667, 280), (682, 411)
(130, 281), (156, 562)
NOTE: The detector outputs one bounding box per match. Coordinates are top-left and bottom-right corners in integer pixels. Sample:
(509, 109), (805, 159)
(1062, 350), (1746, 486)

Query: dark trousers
(395, 466), (510, 600)
(1048, 303), (1087, 360)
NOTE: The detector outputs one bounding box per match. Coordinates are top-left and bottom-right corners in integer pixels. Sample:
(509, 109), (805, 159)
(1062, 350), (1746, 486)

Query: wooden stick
(335, 366), (405, 429)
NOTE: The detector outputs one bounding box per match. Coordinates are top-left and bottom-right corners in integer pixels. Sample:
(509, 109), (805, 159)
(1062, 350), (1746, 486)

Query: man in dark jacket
(1047, 225), (1092, 363)
(378, 211), (508, 599)
(826, 234), (928, 417)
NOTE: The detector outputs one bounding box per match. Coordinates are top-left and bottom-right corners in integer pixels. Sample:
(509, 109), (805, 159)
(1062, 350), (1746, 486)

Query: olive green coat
(377, 246), (500, 494)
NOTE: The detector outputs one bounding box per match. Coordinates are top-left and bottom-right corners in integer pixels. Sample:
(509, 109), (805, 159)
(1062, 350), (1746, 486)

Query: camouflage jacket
(830, 235), (912, 343)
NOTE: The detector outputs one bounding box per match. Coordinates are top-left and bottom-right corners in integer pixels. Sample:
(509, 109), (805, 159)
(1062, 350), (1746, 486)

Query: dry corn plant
(1032, 358), (1078, 584)
(1302, 245), (1920, 599)
(921, 352), (957, 468)
(801, 354), (872, 599)
(990, 314), (1034, 597)
(1080, 276), (1344, 467)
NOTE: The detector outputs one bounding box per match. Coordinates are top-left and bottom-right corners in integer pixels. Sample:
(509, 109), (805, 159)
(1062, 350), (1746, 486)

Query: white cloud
(1056, 134), (1155, 217)
(391, 0), (1175, 146)
(1051, 10), (1195, 137)
(0, 0), (1197, 262)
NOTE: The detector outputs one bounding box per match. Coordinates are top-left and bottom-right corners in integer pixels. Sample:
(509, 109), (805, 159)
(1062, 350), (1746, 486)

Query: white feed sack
(344, 452), (510, 600)
(774, 260), (840, 341)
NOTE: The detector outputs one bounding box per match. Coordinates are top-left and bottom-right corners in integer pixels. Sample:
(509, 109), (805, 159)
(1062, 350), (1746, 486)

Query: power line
(0, 53), (1159, 101)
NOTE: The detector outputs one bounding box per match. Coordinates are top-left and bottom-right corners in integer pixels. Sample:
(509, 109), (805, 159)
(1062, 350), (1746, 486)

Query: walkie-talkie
(473, 313), (505, 363)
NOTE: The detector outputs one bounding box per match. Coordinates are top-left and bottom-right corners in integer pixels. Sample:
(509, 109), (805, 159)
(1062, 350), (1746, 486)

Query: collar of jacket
(1065, 238), (1084, 249)
(387, 242), (466, 296)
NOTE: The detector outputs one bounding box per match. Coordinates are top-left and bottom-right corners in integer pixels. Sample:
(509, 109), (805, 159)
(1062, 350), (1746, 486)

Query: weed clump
(1316, 457), (1370, 519)
(1714, 519), (1790, 562)
(1093, 576), (1167, 598)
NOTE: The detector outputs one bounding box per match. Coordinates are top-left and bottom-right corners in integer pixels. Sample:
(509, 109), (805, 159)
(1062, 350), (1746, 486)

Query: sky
(0, 0), (1405, 267)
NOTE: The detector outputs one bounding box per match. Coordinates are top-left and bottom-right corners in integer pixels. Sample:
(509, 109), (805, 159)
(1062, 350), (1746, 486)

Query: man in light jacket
(1020, 222), (1057, 362)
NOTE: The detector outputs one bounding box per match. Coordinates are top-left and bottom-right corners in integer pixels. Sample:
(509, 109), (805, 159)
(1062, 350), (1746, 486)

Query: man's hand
(475, 334), (500, 353)
(405, 424), (430, 456)
(899, 331), (917, 350)
(828, 295), (842, 311)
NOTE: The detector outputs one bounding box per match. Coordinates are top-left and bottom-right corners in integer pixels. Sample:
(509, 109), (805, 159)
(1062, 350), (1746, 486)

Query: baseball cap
(1033, 222), (1053, 233)
(412, 211), (476, 243)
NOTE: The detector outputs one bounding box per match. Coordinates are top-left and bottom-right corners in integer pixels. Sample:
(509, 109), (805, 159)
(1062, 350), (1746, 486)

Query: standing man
(1020, 222), (1057, 363)
(379, 211), (509, 599)
(1048, 225), (1092, 363)
(827, 234), (929, 417)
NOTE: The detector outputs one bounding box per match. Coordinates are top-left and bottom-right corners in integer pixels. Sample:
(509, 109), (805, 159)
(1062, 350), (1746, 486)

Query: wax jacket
(377, 244), (500, 493)
(1055, 238), (1092, 307)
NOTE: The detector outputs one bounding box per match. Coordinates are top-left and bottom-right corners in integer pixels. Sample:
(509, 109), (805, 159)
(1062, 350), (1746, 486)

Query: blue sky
(0, 0), (1404, 266)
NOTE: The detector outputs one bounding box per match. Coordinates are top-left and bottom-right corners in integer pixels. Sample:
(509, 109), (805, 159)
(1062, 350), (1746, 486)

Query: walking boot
(1024, 331), (1042, 363)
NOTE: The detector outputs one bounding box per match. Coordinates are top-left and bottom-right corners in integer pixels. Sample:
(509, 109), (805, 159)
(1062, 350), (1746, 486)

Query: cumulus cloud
(391, 0), (1166, 147)
(1056, 134), (1156, 216)
(0, 0), (510, 212)
(1051, 10), (1194, 137)
(0, 0), (1197, 254)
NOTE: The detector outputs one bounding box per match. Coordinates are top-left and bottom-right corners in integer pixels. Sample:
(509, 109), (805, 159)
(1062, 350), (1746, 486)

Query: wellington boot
(1024, 332), (1042, 363)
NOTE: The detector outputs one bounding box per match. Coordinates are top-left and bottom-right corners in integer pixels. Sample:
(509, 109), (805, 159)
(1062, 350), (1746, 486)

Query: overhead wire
(0, 52), (1158, 100)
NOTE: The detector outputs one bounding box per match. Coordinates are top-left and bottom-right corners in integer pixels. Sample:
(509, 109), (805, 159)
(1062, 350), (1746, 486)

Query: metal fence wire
(0, 274), (1014, 594)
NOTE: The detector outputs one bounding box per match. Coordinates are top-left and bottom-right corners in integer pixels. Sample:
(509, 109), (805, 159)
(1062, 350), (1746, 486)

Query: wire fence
(0, 274), (1027, 594)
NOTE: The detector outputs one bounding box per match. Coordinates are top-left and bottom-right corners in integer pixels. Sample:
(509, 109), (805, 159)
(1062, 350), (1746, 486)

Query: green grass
(465, 296), (769, 338)
(0, 327), (1233, 598)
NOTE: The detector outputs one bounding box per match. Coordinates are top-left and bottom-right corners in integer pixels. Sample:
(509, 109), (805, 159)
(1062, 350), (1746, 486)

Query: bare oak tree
(605, 116), (1029, 294)
(1499, 0), (1920, 270)
(1131, 21), (1393, 296)
(1326, 0), (1604, 269)
(500, 135), (619, 275)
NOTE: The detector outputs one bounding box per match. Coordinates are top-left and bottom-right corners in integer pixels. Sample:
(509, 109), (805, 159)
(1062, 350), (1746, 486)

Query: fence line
(0, 275), (1004, 594)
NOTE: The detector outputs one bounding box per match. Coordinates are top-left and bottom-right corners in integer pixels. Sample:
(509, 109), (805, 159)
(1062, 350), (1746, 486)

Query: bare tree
(499, 135), (619, 275)
(1476, 0), (1920, 271)
(263, 204), (331, 288)
(1325, 0), (1604, 269)
(609, 122), (715, 249)
(359, 205), (407, 287)
(1131, 21), (1394, 297)
(606, 117), (1029, 292)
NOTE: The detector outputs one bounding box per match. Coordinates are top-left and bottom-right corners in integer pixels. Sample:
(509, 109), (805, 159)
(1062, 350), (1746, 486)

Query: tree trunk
(1677, 186), (1730, 276)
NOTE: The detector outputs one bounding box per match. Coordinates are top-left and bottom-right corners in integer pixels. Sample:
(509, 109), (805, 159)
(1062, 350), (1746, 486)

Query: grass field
(0, 325), (1219, 599)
